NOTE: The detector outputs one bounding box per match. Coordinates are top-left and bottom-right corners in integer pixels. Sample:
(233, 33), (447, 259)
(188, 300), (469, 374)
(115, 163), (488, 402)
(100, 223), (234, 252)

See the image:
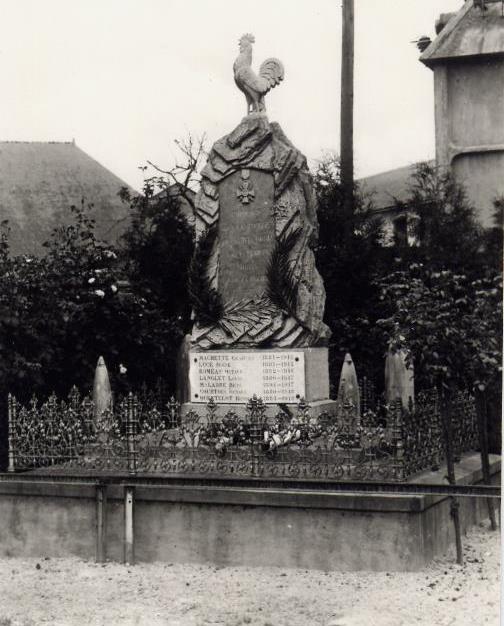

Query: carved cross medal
(236, 169), (255, 204)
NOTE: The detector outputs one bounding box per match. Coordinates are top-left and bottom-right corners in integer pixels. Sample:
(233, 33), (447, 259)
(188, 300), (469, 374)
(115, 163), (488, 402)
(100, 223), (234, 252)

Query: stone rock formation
(189, 113), (330, 350)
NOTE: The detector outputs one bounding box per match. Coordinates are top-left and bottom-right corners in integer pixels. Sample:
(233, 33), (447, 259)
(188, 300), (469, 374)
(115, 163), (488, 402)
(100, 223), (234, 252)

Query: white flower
(94, 289), (105, 297)
(95, 269), (103, 275)
(111, 285), (118, 293)
(119, 364), (127, 374)
(104, 250), (117, 259)
(88, 277), (95, 284)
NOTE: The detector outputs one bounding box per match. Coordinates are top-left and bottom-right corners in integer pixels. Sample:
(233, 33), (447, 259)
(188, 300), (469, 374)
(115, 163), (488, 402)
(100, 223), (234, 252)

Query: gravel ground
(0, 521), (500, 626)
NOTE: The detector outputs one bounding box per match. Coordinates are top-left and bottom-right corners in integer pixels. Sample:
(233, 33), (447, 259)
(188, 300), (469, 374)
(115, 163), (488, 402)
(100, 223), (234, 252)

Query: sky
(0, 0), (463, 192)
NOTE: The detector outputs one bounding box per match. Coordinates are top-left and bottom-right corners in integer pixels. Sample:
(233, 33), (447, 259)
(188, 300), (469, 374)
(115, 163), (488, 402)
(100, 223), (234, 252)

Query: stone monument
(183, 34), (335, 415)
(385, 346), (415, 409)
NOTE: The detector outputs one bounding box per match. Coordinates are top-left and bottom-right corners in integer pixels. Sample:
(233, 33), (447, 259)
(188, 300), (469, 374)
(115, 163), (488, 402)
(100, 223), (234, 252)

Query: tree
(120, 188), (194, 329)
(377, 265), (501, 393)
(314, 154), (392, 387)
(393, 162), (484, 274)
(376, 166), (502, 406)
(0, 196), (194, 470)
(376, 262), (501, 555)
(316, 160), (502, 560)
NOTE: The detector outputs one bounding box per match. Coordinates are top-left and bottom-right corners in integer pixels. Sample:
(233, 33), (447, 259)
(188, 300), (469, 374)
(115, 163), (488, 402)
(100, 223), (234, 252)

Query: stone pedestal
(182, 347), (335, 418)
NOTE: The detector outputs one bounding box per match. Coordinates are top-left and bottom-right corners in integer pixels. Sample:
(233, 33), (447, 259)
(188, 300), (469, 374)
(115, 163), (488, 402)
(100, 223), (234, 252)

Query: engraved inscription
(218, 169), (275, 304)
(189, 351), (305, 404)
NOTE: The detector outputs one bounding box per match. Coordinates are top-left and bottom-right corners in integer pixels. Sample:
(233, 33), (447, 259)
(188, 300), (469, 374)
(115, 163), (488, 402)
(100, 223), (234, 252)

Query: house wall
(434, 58), (504, 226)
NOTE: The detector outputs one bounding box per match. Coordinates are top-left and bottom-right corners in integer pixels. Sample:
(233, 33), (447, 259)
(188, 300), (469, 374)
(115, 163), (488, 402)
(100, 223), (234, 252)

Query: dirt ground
(0, 521), (500, 626)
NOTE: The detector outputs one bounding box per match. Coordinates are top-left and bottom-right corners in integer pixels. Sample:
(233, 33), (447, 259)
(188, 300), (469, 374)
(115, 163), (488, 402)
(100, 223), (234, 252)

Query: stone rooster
(233, 34), (284, 115)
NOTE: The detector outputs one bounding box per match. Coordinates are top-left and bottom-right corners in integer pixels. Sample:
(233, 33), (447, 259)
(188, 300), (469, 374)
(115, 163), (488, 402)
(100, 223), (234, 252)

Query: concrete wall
(0, 483), (426, 571)
(134, 500), (424, 571)
(0, 454), (499, 572)
(434, 58), (504, 226)
(0, 483), (97, 560)
(452, 152), (504, 226)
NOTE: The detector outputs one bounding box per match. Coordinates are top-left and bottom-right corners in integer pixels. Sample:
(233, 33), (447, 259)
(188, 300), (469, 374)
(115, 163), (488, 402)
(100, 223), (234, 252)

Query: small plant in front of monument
(261, 408), (326, 454)
(197, 412), (252, 457)
(261, 413), (300, 453)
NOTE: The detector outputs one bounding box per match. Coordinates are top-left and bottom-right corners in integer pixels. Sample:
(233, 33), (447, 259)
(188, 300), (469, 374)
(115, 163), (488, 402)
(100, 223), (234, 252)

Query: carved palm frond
(265, 228), (301, 316)
(188, 225), (224, 325)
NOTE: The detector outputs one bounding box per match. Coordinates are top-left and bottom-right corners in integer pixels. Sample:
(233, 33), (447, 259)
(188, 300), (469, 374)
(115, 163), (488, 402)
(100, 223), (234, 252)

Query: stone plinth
(187, 347), (330, 407)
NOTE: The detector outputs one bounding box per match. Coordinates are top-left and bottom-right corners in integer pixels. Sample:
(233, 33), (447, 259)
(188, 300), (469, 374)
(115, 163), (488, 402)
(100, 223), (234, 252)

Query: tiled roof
(0, 141), (134, 255)
(421, 0), (504, 67)
(358, 162), (435, 213)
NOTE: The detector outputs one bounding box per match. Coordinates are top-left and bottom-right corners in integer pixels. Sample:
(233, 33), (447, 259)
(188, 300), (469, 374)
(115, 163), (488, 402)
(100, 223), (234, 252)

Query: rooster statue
(233, 34), (285, 115)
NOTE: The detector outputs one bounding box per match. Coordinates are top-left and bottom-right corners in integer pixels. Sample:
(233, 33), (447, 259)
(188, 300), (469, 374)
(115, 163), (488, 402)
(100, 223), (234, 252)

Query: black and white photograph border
(0, 1), (502, 625)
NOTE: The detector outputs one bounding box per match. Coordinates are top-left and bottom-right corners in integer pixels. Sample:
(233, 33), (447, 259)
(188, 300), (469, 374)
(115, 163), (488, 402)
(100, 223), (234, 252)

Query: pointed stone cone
(338, 353), (361, 416)
(93, 356), (112, 421)
(385, 347), (414, 409)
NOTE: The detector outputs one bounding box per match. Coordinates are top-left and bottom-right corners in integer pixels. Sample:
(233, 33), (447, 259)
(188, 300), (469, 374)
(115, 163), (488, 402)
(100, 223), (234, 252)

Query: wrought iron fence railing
(5, 387), (479, 482)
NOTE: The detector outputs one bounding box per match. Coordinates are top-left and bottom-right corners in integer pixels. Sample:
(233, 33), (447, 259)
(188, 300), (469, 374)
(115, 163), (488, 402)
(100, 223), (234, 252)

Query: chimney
(435, 12), (456, 35)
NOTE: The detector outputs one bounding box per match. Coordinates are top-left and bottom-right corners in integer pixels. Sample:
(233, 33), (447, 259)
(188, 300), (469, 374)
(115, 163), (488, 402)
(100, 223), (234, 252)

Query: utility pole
(340, 0), (355, 219)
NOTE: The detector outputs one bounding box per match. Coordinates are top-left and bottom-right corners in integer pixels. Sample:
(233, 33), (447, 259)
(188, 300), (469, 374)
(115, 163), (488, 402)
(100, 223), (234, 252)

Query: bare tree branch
(144, 133), (207, 211)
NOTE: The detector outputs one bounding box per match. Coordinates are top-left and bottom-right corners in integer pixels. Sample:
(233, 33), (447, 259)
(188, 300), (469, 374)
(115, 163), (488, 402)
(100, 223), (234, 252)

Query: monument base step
(0, 453), (499, 570)
(181, 399), (338, 421)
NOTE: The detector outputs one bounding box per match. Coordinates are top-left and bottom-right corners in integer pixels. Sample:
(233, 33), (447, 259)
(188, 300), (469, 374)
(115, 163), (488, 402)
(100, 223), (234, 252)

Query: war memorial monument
(0, 31), (498, 575)
(185, 33), (335, 414)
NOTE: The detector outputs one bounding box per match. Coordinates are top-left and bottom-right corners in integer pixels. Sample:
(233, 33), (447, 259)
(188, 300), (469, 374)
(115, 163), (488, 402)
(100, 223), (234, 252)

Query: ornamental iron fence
(6, 386), (479, 482)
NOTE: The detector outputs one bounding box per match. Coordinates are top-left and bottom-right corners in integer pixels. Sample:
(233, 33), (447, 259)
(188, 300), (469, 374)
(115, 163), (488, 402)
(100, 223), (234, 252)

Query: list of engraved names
(189, 351), (305, 403)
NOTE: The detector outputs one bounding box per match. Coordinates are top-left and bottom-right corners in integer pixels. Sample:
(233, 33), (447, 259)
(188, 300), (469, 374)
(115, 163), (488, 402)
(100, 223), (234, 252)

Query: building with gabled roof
(360, 1), (504, 235)
(359, 161), (435, 217)
(0, 141), (134, 255)
(419, 0), (504, 226)
(358, 162), (434, 246)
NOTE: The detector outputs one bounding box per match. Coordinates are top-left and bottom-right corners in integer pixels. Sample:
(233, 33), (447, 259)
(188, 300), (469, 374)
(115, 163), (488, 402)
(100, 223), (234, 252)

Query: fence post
(124, 485), (135, 565)
(474, 389), (497, 531)
(440, 388), (464, 565)
(392, 397), (405, 481)
(7, 394), (15, 473)
(96, 481), (107, 563)
(359, 376), (375, 417)
(167, 396), (180, 429)
(126, 393), (137, 476)
(431, 387), (441, 471)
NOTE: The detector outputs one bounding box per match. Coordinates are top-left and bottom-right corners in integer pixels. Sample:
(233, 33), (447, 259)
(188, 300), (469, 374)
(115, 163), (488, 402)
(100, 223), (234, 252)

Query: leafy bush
(313, 159), (502, 395)
(314, 154), (393, 385)
(0, 192), (194, 469)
